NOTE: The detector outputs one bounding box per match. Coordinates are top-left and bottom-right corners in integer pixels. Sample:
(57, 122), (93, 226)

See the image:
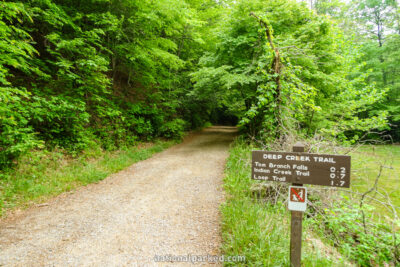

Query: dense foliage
(315, 0), (400, 140)
(192, 0), (391, 142)
(0, 0), (217, 167)
(0, 0), (398, 168)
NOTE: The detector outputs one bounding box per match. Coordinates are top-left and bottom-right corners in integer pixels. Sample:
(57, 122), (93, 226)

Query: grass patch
(221, 139), (350, 266)
(350, 145), (400, 215)
(0, 140), (175, 217)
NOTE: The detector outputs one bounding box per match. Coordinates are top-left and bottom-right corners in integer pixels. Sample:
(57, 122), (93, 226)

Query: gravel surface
(0, 126), (237, 267)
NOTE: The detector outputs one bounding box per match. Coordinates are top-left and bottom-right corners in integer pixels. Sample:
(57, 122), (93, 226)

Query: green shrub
(309, 202), (400, 266)
(203, 121), (212, 128)
(124, 102), (160, 139)
(28, 96), (94, 151)
(159, 118), (187, 140)
(0, 88), (43, 168)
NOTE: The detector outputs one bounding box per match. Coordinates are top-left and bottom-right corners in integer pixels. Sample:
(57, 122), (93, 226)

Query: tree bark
(250, 12), (282, 103)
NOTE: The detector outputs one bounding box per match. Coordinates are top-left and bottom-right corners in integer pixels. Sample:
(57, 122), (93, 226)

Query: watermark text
(154, 254), (245, 264)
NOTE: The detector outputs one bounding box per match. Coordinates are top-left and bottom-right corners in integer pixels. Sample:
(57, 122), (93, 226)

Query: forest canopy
(0, 0), (399, 168)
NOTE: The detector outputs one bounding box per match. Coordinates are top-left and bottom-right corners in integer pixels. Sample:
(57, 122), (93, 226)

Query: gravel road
(0, 126), (237, 266)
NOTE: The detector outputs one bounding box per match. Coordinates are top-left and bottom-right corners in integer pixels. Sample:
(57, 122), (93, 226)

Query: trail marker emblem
(288, 186), (307, 212)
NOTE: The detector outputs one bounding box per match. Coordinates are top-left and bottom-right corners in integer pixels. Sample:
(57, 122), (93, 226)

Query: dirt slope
(0, 126), (237, 266)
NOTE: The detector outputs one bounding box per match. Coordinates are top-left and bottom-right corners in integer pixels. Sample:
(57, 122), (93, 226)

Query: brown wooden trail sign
(252, 151), (351, 188)
(251, 143), (351, 267)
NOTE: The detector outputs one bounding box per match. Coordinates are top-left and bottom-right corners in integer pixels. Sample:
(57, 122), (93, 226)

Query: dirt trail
(0, 126), (237, 266)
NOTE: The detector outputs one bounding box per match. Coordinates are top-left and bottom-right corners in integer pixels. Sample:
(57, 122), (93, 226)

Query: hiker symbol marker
(288, 186), (307, 212)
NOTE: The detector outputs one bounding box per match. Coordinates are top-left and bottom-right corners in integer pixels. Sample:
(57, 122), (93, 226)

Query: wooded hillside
(1, 0), (399, 168)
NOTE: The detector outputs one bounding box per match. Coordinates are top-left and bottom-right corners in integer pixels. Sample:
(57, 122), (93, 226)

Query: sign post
(251, 142), (351, 267)
(290, 143), (305, 267)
